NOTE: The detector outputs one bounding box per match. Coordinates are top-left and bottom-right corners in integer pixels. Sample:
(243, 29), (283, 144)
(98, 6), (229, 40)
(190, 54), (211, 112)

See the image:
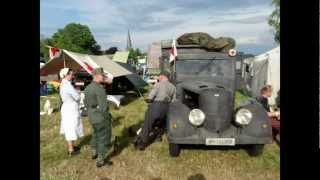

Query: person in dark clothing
(256, 85), (280, 142)
(256, 85), (280, 117)
(84, 68), (113, 168)
(134, 71), (176, 150)
(40, 81), (48, 96)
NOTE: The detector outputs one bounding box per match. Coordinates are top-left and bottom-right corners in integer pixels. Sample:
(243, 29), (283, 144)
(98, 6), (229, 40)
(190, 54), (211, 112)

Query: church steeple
(126, 29), (133, 50)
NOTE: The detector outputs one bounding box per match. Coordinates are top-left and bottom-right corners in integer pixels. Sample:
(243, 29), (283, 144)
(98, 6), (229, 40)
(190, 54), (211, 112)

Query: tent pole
(135, 87), (143, 97)
(63, 53), (66, 68)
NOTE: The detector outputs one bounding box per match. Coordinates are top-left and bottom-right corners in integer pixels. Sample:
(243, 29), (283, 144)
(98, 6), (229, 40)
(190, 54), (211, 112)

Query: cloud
(210, 15), (268, 24)
(40, 0), (276, 52)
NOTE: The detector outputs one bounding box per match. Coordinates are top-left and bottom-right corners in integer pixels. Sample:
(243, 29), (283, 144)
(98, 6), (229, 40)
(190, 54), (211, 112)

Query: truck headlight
(235, 108), (253, 125)
(189, 109), (206, 126)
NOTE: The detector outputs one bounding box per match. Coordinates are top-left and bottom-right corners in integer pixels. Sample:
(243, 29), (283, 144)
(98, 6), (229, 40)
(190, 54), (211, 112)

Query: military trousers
(140, 101), (169, 144)
(90, 119), (112, 161)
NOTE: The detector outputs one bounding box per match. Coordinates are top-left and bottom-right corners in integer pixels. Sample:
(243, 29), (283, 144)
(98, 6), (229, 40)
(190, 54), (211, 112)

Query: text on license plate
(205, 138), (235, 146)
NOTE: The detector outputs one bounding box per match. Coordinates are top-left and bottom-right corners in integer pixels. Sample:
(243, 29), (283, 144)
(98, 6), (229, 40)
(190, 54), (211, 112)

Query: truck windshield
(175, 59), (234, 78)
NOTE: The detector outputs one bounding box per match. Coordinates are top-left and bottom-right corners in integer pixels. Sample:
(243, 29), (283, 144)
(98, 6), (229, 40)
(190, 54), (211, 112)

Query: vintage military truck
(160, 42), (273, 157)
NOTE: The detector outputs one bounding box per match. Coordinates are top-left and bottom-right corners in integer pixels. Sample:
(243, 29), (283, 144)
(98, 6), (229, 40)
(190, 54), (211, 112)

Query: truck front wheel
(169, 143), (180, 157)
(248, 144), (264, 156)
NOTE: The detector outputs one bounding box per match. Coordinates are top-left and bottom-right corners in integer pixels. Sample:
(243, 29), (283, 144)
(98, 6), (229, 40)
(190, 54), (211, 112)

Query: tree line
(40, 23), (142, 63)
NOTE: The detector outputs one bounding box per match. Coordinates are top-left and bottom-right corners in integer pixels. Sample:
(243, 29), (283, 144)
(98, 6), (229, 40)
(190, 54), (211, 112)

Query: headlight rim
(188, 108), (206, 127)
(235, 108), (253, 126)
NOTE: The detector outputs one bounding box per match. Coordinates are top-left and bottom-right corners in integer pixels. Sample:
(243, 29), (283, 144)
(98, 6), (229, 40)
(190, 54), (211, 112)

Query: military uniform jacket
(148, 80), (176, 102)
(84, 81), (110, 124)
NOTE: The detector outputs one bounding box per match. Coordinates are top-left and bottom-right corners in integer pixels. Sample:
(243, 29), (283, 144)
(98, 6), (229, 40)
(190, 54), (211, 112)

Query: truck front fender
(237, 103), (273, 140)
(167, 101), (197, 139)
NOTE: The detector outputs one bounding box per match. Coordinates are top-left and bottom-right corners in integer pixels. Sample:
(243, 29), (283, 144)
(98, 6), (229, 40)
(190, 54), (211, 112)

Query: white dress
(59, 79), (84, 141)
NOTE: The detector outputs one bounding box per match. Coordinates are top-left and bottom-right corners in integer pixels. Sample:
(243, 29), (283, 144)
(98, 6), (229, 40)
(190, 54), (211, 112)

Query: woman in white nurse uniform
(59, 68), (84, 156)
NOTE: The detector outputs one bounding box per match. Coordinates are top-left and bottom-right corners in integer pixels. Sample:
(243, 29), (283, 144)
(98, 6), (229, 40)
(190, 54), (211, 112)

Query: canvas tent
(116, 62), (147, 89)
(40, 49), (146, 91)
(242, 46), (280, 105)
(138, 58), (146, 64)
(112, 51), (129, 63)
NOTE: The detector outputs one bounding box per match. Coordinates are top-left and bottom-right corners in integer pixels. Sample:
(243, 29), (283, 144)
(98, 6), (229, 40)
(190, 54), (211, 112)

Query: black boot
(91, 149), (98, 160)
(91, 154), (98, 160)
(68, 150), (80, 157)
(96, 158), (113, 168)
(133, 136), (147, 151)
(73, 146), (80, 152)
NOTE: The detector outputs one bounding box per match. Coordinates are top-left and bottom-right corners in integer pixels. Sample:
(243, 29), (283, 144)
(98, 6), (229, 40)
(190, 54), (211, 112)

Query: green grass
(40, 91), (279, 180)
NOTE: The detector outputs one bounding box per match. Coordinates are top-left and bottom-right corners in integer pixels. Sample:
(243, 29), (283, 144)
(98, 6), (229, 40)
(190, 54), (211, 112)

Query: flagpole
(173, 38), (176, 76)
(173, 55), (176, 73)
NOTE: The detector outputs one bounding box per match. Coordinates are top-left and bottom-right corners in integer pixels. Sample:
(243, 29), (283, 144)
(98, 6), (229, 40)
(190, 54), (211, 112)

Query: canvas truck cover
(177, 32), (236, 52)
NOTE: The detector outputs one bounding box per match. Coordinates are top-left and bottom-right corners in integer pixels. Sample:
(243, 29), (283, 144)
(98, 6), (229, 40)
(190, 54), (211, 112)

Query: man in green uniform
(84, 68), (113, 168)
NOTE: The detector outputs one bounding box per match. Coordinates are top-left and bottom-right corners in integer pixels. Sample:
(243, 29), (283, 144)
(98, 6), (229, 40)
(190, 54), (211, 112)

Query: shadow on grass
(99, 177), (111, 180)
(109, 120), (144, 158)
(52, 108), (60, 114)
(78, 134), (92, 148)
(274, 135), (280, 147)
(181, 144), (247, 151)
(120, 92), (141, 106)
(112, 115), (125, 128)
(187, 173), (206, 180)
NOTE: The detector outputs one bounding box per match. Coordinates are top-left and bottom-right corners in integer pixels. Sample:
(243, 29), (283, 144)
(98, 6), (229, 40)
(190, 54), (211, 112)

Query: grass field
(40, 91), (280, 180)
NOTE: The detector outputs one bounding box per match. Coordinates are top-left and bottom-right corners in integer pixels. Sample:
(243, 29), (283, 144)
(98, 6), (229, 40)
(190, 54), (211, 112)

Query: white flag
(169, 39), (177, 63)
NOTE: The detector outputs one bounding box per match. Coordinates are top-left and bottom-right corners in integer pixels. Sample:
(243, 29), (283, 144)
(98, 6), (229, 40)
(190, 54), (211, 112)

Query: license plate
(205, 138), (235, 146)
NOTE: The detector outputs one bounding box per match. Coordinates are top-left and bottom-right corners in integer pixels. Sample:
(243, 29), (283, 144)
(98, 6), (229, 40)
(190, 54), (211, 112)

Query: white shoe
(47, 108), (54, 115)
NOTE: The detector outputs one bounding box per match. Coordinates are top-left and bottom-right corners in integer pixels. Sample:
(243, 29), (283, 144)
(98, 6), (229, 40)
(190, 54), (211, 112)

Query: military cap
(92, 67), (105, 75)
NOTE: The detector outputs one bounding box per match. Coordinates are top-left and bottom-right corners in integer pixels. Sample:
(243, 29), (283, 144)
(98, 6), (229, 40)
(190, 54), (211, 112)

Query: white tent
(40, 49), (131, 77)
(40, 49), (147, 90)
(242, 46), (280, 105)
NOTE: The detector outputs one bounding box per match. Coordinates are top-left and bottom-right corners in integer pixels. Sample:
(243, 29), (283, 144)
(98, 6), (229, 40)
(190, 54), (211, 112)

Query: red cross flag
(83, 62), (94, 73)
(169, 39), (177, 63)
(49, 47), (62, 60)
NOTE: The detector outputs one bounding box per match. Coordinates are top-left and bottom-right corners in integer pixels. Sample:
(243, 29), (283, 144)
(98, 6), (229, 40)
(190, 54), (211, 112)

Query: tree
(128, 48), (142, 64)
(104, 47), (118, 54)
(268, 0), (280, 43)
(51, 23), (102, 55)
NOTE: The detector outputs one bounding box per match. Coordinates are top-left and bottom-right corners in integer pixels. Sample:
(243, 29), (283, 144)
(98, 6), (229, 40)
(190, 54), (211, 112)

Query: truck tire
(169, 143), (180, 157)
(248, 144), (264, 156)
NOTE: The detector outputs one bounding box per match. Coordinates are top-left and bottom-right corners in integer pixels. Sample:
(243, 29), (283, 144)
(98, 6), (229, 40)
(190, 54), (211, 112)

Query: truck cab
(160, 44), (273, 157)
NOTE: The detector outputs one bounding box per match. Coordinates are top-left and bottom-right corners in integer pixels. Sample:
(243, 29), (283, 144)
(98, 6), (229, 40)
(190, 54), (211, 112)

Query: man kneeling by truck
(133, 71), (176, 150)
(256, 85), (280, 143)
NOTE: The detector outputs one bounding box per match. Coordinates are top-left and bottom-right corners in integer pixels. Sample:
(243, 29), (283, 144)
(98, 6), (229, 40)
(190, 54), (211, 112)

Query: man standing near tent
(134, 71), (176, 150)
(84, 68), (113, 168)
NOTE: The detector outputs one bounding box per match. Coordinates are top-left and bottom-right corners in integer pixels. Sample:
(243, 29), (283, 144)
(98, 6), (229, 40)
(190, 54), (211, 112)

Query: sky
(40, 0), (278, 55)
